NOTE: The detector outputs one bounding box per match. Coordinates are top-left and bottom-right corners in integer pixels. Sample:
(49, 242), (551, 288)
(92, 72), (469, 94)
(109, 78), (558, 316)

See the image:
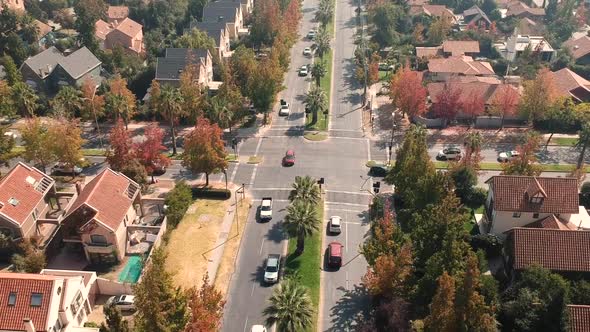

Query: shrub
(191, 188), (231, 200)
(470, 233), (503, 257)
(581, 182), (590, 208)
(465, 187), (487, 209)
(164, 181), (193, 228)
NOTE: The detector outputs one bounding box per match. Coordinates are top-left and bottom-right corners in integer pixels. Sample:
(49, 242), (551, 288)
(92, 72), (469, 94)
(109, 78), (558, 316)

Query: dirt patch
(165, 199), (228, 290)
(213, 197), (252, 298)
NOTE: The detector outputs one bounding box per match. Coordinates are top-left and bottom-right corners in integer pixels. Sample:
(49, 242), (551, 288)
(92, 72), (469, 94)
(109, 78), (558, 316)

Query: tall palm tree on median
(289, 175), (321, 204)
(304, 86), (329, 126)
(263, 279), (314, 332)
(314, 27), (331, 60)
(284, 200), (320, 254)
(311, 61), (327, 87)
(159, 85), (185, 155)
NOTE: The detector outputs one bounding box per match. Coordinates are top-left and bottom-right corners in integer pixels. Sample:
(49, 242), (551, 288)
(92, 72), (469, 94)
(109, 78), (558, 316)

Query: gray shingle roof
(206, 0), (241, 10)
(202, 7), (238, 23)
(189, 21), (227, 45)
(58, 47), (101, 79)
(23, 46), (65, 79)
(155, 48), (208, 81)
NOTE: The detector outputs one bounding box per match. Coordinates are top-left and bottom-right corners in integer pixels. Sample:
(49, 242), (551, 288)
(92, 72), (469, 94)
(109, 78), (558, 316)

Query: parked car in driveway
(264, 254), (281, 284)
(329, 216), (342, 234)
(106, 294), (136, 311)
(498, 150), (520, 162)
(298, 65), (309, 76)
(282, 150), (295, 166)
(436, 147), (462, 161)
(303, 47), (312, 56)
(327, 241), (343, 268)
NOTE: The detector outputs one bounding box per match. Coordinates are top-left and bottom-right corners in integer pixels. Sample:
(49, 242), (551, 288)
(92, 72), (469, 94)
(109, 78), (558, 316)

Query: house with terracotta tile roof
(409, 4), (458, 25)
(0, 163), (76, 248)
(60, 169), (142, 264)
(442, 40), (480, 56)
(426, 56), (495, 81)
(106, 5), (129, 24)
(505, 0), (545, 19)
(563, 35), (590, 65)
(569, 305), (590, 332)
(549, 68), (590, 103)
(1, 0), (24, 12)
(0, 270), (98, 332)
(95, 17), (144, 55)
(481, 175), (590, 236)
(506, 228), (590, 276)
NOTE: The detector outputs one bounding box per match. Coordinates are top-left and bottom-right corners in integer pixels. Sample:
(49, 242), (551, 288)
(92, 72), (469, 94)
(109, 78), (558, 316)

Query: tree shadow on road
(325, 283), (370, 332)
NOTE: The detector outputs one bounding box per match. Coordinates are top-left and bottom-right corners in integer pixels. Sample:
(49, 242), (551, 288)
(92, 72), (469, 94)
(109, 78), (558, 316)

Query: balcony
(84, 243), (116, 254)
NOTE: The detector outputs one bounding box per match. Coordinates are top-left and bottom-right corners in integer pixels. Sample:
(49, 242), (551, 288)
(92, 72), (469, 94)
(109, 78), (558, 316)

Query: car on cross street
(498, 150), (520, 162)
(436, 147), (462, 161)
(282, 150), (295, 166)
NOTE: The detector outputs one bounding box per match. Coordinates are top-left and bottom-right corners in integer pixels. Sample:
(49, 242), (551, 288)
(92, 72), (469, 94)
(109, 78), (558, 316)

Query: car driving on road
(298, 65), (309, 76)
(329, 216), (342, 234)
(264, 254), (281, 284)
(279, 99), (290, 116)
(306, 30), (316, 39)
(436, 147), (462, 161)
(52, 162), (83, 175)
(498, 150), (520, 162)
(303, 47), (312, 56)
(282, 150), (295, 166)
(327, 242), (343, 268)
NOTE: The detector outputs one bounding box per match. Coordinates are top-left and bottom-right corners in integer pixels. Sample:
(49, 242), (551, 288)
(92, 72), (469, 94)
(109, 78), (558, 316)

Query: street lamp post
(388, 120), (397, 164)
(84, 84), (104, 150)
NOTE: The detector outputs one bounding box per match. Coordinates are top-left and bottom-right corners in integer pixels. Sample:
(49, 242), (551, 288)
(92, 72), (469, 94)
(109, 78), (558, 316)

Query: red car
(282, 150), (295, 166)
(327, 242), (343, 268)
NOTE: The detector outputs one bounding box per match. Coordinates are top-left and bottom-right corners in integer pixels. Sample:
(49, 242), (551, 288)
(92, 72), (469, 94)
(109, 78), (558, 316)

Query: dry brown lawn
(213, 197), (252, 298)
(165, 199), (228, 289)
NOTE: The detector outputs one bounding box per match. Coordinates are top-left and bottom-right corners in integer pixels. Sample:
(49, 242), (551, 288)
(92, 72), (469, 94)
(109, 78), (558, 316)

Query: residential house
(34, 19), (53, 49)
(20, 46), (102, 93)
(426, 56), (495, 81)
(505, 1), (545, 19)
(0, 163), (76, 249)
(550, 68), (590, 103)
(416, 40), (480, 59)
(189, 20), (232, 58)
(60, 169), (142, 264)
(107, 5), (129, 24)
(0, 271), (98, 332)
(426, 79), (519, 119)
(461, 5), (492, 30)
(516, 17), (544, 35)
(495, 34), (554, 62)
(409, 4), (458, 24)
(481, 175), (590, 236)
(210, 0), (249, 18)
(202, 6), (243, 39)
(95, 17), (144, 55)
(569, 305), (590, 332)
(563, 35), (590, 65)
(506, 228), (590, 277)
(416, 46), (443, 59)
(1, 0), (24, 12)
(155, 48), (213, 87)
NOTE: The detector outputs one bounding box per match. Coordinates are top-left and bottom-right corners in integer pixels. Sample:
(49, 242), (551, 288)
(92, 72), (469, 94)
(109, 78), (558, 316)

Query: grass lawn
(165, 199), (228, 290)
(247, 155), (262, 164)
(552, 137), (578, 147)
(434, 161), (590, 173)
(304, 131), (328, 141)
(285, 199), (323, 330)
(12, 146), (106, 157)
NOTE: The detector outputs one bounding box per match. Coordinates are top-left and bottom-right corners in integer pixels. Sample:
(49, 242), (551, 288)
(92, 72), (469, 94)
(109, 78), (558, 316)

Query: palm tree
(51, 86), (82, 118)
(314, 27), (331, 59)
(576, 123), (590, 169)
(12, 82), (38, 117)
(315, 0), (334, 27)
(289, 175), (321, 204)
(304, 86), (329, 125)
(284, 200), (320, 254)
(159, 85), (185, 155)
(208, 97), (233, 134)
(310, 61), (327, 87)
(263, 279), (314, 332)
(463, 131), (482, 167)
(105, 93), (129, 128)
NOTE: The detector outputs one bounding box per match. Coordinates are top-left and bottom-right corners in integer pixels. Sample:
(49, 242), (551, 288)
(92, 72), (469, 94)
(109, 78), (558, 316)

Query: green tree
(74, 0), (107, 51)
(51, 86), (83, 118)
(284, 200), (320, 254)
(310, 61), (327, 87)
(248, 56), (283, 123)
(164, 181), (193, 228)
(315, 0), (334, 27)
(571, 280), (590, 305)
(159, 85), (185, 155)
(230, 46), (258, 97)
(1, 55), (21, 85)
(0, 80), (15, 117)
(520, 68), (557, 124)
(120, 159), (148, 189)
(20, 118), (55, 172)
(0, 126), (16, 171)
(12, 82), (38, 117)
(540, 98), (576, 148)
(428, 15), (452, 44)
(449, 164), (477, 205)
(288, 175), (321, 204)
(263, 279), (314, 332)
(502, 132), (542, 176)
(134, 248), (189, 332)
(576, 123), (590, 169)
(304, 85), (328, 125)
(182, 116), (228, 186)
(99, 305), (130, 332)
(314, 26), (331, 59)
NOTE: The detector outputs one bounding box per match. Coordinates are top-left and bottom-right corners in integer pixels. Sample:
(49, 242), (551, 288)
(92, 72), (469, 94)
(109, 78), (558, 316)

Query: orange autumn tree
(389, 64), (427, 118)
(520, 68), (557, 124)
(424, 272), (457, 332)
(433, 83), (462, 122)
(80, 78), (105, 120)
(134, 123), (171, 181)
(106, 119), (133, 171)
(184, 273), (225, 332)
(502, 132), (543, 176)
(462, 91), (486, 125)
(491, 84), (520, 128)
(182, 117), (228, 186)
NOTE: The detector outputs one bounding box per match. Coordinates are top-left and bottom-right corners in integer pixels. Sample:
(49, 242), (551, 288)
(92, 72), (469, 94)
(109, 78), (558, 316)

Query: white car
(436, 147), (462, 161)
(306, 30), (316, 39)
(303, 47), (312, 56)
(106, 294), (136, 311)
(264, 254), (281, 284)
(329, 216), (342, 234)
(251, 326), (267, 332)
(298, 65), (309, 76)
(279, 100), (290, 116)
(498, 150), (520, 162)
(52, 162), (83, 175)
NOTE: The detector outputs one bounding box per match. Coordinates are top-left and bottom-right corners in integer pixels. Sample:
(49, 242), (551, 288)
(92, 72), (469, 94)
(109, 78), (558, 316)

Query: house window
(8, 292), (16, 306)
(90, 235), (107, 245)
(513, 212), (521, 218)
(531, 196), (543, 204)
(31, 293), (42, 307)
(70, 291), (83, 315)
(533, 213), (539, 218)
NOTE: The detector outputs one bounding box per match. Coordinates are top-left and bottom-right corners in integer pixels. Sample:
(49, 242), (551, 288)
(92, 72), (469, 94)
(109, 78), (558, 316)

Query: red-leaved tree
(432, 83), (462, 122)
(461, 91), (485, 125)
(106, 119), (133, 171)
(184, 273), (225, 332)
(134, 123), (171, 180)
(492, 84), (520, 128)
(389, 63), (427, 119)
(182, 117), (228, 186)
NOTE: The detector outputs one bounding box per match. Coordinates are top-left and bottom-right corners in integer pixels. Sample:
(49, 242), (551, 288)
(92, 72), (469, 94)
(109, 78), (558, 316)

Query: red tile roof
(416, 46), (442, 58)
(427, 56), (494, 75)
(564, 36), (590, 60)
(65, 169), (139, 231)
(113, 17), (142, 38)
(0, 273), (59, 332)
(34, 20), (52, 39)
(427, 81), (515, 105)
(442, 40), (480, 56)
(569, 305), (590, 332)
(95, 19), (112, 41)
(506, 1), (545, 17)
(107, 6), (129, 20)
(523, 214), (578, 230)
(550, 68), (590, 102)
(486, 176), (579, 213)
(511, 228), (590, 272)
(0, 163), (53, 226)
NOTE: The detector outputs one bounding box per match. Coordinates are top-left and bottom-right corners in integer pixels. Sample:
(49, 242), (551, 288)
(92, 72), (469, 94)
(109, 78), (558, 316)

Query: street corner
(304, 130), (329, 141)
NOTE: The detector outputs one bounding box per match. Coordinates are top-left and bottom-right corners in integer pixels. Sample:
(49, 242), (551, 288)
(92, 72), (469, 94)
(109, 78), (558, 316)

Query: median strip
(366, 160), (590, 173)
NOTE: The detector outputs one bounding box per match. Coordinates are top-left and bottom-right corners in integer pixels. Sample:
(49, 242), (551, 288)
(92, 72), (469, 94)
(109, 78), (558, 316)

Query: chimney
(218, 15), (224, 22)
(23, 319), (36, 332)
(75, 181), (84, 196)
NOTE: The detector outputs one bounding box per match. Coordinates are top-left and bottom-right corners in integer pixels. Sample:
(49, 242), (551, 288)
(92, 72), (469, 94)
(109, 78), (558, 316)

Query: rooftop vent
(25, 176), (36, 185)
(8, 197), (19, 206)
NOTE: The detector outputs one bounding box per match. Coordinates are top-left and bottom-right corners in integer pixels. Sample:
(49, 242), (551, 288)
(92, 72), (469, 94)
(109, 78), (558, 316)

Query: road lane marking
(366, 138), (371, 163)
(243, 317), (248, 332)
(325, 190), (372, 196)
(250, 282), (256, 296)
(259, 238), (265, 255)
(326, 209), (367, 213)
(345, 216), (348, 253)
(248, 137), (263, 185)
(325, 201), (368, 207)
